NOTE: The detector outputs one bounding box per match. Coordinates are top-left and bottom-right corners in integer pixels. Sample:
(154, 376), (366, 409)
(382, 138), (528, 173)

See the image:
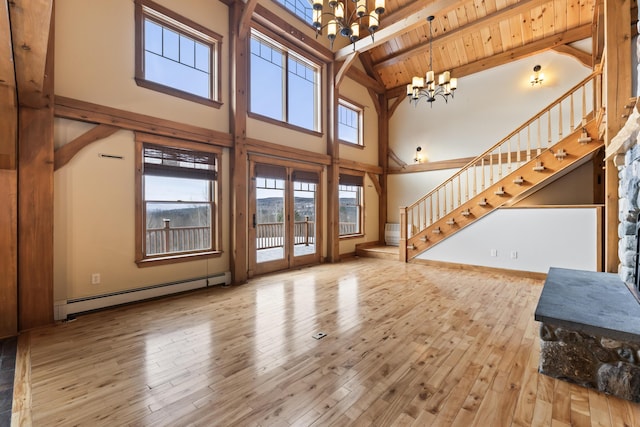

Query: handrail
(402, 69), (603, 240)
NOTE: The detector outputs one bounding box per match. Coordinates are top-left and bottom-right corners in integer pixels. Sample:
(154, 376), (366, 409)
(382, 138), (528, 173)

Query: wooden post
(230, 2), (249, 283)
(378, 93), (389, 245)
(16, 2), (55, 330)
(604, 0), (631, 272)
(0, 0), (18, 338)
(399, 207), (407, 262)
(326, 61), (340, 262)
(162, 219), (171, 252)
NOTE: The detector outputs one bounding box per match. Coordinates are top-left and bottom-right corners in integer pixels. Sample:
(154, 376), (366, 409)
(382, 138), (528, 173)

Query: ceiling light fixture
(530, 65), (544, 86)
(312, 0), (385, 50)
(407, 16), (457, 107)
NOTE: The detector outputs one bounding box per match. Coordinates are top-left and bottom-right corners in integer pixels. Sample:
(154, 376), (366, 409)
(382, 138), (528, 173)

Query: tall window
(136, 136), (221, 265)
(135, 0), (222, 107)
(273, 0), (314, 24)
(339, 173), (364, 237)
(250, 30), (320, 132)
(338, 99), (363, 146)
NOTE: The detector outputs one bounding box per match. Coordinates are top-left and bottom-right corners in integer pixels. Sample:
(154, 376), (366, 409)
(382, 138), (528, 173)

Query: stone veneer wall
(617, 141), (640, 286)
(539, 324), (640, 402)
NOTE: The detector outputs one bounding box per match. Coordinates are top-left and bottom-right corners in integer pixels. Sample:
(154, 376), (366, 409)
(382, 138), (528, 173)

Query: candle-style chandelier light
(312, 0), (386, 49)
(407, 16), (458, 107)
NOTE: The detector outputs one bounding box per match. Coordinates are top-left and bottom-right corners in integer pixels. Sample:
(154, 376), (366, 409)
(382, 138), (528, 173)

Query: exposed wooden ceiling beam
(345, 67), (385, 94)
(8, 0), (53, 108)
(335, 51), (359, 88)
(238, 0), (258, 40)
(358, 52), (385, 87)
(387, 24), (593, 97)
(0, 0), (15, 90)
(553, 45), (592, 68)
(374, 0), (555, 71)
(387, 24), (594, 97)
(334, 0), (462, 61)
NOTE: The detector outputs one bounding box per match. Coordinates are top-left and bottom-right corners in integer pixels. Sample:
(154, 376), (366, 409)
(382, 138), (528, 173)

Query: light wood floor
(12, 258), (640, 426)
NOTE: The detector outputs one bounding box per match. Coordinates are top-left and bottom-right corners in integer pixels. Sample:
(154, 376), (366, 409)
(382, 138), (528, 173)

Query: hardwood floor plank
(12, 258), (639, 427)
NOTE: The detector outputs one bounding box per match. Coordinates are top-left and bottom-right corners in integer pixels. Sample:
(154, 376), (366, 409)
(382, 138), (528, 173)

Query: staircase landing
(356, 244), (399, 260)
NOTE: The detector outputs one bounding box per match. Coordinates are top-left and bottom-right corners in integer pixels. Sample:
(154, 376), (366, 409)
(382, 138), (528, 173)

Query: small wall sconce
(530, 65), (544, 86)
(414, 146), (423, 163)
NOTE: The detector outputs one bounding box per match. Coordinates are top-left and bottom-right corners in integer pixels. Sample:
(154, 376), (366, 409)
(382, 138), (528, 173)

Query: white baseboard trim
(54, 272), (231, 320)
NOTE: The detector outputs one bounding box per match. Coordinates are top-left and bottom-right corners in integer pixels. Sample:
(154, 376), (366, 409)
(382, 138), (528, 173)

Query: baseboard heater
(54, 272), (231, 320)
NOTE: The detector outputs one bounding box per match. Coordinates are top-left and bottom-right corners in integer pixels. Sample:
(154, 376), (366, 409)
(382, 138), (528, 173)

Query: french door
(249, 159), (322, 276)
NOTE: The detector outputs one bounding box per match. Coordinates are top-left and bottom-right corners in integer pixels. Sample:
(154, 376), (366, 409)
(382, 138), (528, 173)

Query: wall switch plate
(511, 251), (518, 259)
(490, 249), (497, 257)
(91, 273), (101, 284)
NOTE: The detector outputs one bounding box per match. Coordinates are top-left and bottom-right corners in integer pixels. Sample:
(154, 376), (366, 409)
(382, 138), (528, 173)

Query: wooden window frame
(134, 0), (223, 108)
(249, 27), (322, 133)
(135, 133), (223, 267)
(338, 97), (364, 148)
(338, 172), (365, 239)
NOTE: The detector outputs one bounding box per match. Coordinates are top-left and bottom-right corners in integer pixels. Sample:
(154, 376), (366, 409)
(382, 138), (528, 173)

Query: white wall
(417, 207), (600, 273)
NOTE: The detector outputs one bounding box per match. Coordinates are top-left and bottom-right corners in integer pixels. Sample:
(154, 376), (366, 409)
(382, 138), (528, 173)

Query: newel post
(399, 207), (407, 262)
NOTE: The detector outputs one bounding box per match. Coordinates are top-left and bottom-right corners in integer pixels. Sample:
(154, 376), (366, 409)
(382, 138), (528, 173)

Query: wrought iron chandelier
(312, 0), (386, 49)
(407, 16), (458, 107)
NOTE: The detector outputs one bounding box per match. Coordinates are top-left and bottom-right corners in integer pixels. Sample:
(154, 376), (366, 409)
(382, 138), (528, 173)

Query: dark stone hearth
(535, 268), (640, 402)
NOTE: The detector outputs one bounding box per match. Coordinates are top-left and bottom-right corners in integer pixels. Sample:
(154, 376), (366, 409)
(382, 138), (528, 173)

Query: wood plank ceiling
(340, 0), (599, 94)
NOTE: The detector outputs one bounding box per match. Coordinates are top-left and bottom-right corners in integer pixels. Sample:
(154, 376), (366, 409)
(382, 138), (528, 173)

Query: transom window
(273, 0), (314, 24)
(135, 0), (222, 107)
(338, 99), (364, 146)
(135, 136), (221, 266)
(339, 173), (364, 237)
(250, 29), (321, 132)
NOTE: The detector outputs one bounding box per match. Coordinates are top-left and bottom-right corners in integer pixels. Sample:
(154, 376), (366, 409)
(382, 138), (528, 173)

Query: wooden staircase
(400, 70), (604, 262)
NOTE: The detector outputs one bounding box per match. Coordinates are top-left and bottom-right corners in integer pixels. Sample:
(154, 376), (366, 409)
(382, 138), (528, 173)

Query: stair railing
(401, 68), (602, 243)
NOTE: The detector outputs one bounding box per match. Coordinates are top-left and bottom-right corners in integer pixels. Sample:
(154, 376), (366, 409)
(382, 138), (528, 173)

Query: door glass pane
(293, 180), (317, 257)
(256, 176), (286, 263)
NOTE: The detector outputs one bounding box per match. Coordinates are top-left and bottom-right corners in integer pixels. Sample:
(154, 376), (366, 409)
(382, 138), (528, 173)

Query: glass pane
(339, 185), (361, 235)
(179, 35), (195, 67)
(144, 19), (163, 55)
(162, 28), (180, 61)
(145, 175), (210, 202)
(250, 39), (284, 121)
(338, 104), (359, 144)
(145, 202), (211, 255)
(145, 51), (210, 98)
(287, 58), (316, 130)
(293, 180), (316, 257)
(256, 179), (286, 263)
(195, 42), (210, 72)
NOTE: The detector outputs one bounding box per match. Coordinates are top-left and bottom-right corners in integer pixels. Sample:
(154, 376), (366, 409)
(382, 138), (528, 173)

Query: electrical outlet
(511, 251), (518, 259)
(91, 273), (101, 284)
(490, 249), (497, 257)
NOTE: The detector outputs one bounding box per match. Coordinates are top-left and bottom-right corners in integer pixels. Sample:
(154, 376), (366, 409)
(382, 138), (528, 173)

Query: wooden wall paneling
(327, 61), (340, 262)
(0, 0), (18, 338)
(230, 1), (249, 283)
(604, 0), (631, 272)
